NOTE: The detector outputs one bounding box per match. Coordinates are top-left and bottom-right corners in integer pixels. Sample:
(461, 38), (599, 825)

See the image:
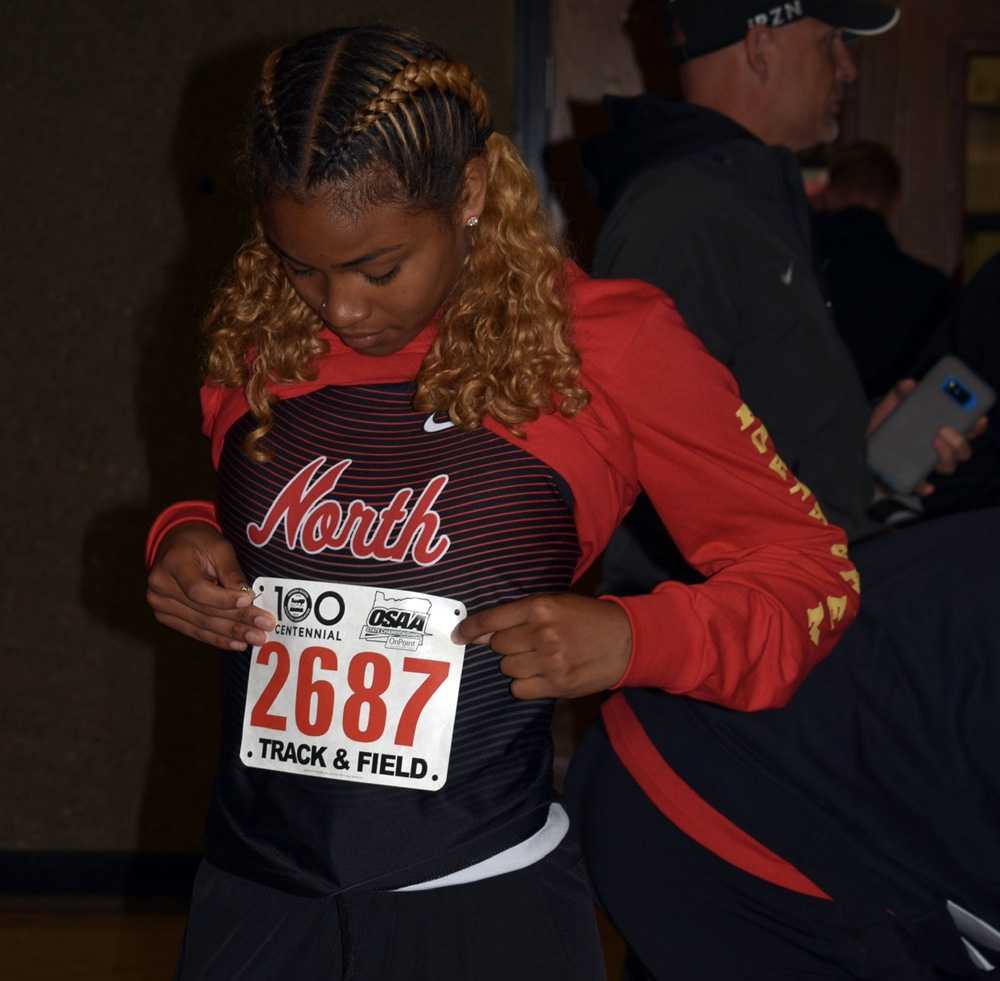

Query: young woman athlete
(145, 25), (862, 980)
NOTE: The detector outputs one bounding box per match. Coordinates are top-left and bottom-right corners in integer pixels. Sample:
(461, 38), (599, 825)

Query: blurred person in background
(920, 251), (1000, 516)
(813, 139), (955, 400)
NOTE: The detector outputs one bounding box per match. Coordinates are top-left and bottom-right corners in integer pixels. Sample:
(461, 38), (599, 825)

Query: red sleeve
(145, 500), (220, 570)
(602, 296), (861, 710)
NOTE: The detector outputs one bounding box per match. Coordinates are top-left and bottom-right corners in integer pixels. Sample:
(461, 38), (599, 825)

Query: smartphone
(866, 355), (995, 494)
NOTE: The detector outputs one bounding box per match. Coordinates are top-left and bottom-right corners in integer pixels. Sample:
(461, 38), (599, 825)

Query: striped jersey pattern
(209, 382), (579, 895)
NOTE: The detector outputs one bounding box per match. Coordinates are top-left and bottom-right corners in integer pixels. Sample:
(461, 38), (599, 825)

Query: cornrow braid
(257, 47), (291, 165)
(350, 59), (491, 136)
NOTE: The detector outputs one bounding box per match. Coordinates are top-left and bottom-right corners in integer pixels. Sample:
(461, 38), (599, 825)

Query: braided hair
(204, 25), (587, 459)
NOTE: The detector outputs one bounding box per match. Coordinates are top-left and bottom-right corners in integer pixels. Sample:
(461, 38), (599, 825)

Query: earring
(320, 300), (328, 317)
(466, 215), (479, 227)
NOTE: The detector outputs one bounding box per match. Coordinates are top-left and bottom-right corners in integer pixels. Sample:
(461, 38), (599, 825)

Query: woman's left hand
(453, 594), (632, 700)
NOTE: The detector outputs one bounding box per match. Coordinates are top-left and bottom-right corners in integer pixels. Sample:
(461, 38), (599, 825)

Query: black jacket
(921, 252), (1000, 516)
(813, 205), (954, 400)
(619, 508), (1000, 975)
(586, 98), (875, 592)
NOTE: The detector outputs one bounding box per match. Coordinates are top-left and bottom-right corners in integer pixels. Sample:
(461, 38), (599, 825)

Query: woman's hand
(146, 523), (275, 650)
(454, 594), (632, 700)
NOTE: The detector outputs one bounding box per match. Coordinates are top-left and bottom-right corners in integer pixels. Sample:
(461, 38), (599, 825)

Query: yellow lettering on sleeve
(827, 595), (848, 627)
(830, 544), (849, 559)
(788, 479), (812, 502)
(769, 455), (789, 480)
(808, 502), (829, 525)
(806, 603), (825, 646)
(736, 403), (756, 431)
(751, 425), (769, 454)
(839, 569), (861, 594)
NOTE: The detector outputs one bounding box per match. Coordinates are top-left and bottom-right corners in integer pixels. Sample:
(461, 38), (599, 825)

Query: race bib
(240, 578), (467, 791)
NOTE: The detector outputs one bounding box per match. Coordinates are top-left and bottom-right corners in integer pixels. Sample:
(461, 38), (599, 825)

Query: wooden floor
(1, 907), (187, 981)
(1, 902), (624, 980)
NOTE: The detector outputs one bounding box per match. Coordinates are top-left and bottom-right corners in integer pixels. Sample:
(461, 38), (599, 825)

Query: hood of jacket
(582, 95), (758, 211)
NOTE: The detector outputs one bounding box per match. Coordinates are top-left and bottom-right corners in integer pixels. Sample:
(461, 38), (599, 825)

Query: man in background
(584, 0), (977, 595)
(814, 140), (954, 399)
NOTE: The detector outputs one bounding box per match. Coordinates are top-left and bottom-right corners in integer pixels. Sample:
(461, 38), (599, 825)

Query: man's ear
(743, 24), (774, 84)
(459, 156), (488, 224)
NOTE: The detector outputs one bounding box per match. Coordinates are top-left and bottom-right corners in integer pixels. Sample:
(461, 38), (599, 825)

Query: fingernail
(229, 640), (246, 650)
(235, 594), (253, 609)
(254, 615), (275, 630)
(247, 630), (267, 646)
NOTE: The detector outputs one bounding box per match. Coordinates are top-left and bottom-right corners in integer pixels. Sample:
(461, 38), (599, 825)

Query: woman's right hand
(146, 522), (275, 650)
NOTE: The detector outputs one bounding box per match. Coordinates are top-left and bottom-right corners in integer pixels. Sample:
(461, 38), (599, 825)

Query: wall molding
(0, 852), (201, 897)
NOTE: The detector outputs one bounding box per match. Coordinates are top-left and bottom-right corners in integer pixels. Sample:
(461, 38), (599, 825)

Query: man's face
(769, 18), (858, 149)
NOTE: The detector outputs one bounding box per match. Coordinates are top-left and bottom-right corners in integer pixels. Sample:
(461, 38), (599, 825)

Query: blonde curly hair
(204, 25), (588, 460)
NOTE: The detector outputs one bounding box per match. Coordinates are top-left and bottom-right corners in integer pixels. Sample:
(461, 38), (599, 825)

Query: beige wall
(548, 0), (679, 265)
(551, 0), (643, 144)
(2, 0), (516, 853)
(842, 0), (1000, 274)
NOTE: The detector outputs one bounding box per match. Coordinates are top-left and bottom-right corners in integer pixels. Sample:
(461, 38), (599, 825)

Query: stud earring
(466, 215), (479, 227)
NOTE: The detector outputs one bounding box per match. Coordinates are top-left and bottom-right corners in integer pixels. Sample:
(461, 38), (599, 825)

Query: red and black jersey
(209, 382), (579, 895)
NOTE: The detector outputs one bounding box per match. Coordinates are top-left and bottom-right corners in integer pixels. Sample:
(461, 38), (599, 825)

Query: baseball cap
(667, 0), (900, 62)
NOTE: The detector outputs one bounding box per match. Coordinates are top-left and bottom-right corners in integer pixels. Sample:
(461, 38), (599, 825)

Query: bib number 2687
(251, 643), (449, 746)
(240, 579), (466, 791)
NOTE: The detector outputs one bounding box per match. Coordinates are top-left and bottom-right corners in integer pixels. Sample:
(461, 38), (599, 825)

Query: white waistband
(394, 803), (570, 892)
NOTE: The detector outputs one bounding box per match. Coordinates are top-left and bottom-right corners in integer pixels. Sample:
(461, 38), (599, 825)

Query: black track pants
(176, 833), (606, 981)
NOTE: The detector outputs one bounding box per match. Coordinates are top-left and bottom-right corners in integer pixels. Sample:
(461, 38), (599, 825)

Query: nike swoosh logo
(423, 414), (455, 433)
(781, 261), (794, 286)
